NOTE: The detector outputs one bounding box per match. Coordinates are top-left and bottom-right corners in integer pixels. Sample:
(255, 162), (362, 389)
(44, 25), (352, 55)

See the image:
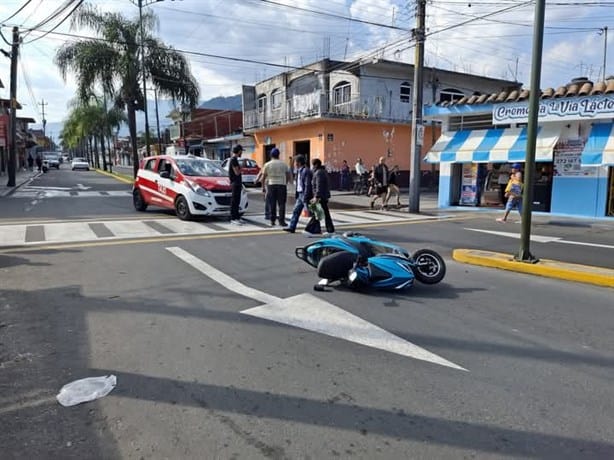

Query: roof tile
(435, 77), (614, 107)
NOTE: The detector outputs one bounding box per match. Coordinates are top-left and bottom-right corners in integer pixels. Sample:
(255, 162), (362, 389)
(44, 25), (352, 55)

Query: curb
(95, 168), (134, 185)
(0, 171), (42, 197)
(452, 249), (614, 288)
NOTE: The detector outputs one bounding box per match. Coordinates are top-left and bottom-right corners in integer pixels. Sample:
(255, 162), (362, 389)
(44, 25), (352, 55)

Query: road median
(453, 248), (614, 288)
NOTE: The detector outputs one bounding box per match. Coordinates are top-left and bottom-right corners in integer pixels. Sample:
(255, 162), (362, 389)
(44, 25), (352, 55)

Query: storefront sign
(493, 95), (614, 125)
(553, 139), (597, 177)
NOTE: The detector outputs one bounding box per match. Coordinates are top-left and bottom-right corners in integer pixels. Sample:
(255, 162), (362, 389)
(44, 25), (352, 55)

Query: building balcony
(244, 96), (412, 130)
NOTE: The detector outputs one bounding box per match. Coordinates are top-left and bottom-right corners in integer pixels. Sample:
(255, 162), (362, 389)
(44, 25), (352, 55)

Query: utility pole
(409, 0), (426, 213)
(7, 27), (19, 187)
(602, 26), (608, 82)
(154, 87), (162, 155)
(516, 0), (546, 263)
(138, 0), (151, 156)
(39, 99), (48, 148)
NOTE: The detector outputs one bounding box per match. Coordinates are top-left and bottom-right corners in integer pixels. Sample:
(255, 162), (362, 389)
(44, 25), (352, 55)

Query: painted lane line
(465, 228), (561, 243)
(166, 246), (467, 371)
(166, 246), (279, 304)
(465, 228), (614, 249)
(242, 294), (467, 371)
(556, 240), (614, 250)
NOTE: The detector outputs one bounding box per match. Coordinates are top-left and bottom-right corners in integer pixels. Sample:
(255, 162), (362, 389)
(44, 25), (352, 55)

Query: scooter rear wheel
(412, 249), (446, 284)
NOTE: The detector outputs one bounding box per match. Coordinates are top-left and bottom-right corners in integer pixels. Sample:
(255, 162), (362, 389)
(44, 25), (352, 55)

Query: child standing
(497, 171), (523, 222)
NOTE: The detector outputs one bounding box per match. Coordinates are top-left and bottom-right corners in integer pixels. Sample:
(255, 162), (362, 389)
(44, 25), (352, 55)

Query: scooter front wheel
(412, 249), (446, 284)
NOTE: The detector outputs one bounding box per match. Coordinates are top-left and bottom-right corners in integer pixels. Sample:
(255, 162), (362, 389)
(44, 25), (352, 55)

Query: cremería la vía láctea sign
(493, 94), (614, 125)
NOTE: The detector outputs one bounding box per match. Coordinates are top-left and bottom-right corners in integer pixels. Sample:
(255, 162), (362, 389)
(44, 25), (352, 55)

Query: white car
(71, 157), (90, 171)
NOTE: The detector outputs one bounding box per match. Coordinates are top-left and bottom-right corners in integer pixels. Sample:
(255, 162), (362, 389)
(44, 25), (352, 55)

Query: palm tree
(55, 3), (199, 177)
(60, 97), (126, 170)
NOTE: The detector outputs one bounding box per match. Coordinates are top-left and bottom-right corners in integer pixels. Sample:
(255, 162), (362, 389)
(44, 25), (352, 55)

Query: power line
(251, 0), (407, 31)
(22, 0), (84, 45)
(0, 0), (32, 24)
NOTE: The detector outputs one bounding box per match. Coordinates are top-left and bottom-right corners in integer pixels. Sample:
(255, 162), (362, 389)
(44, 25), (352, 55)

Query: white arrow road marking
(76, 183), (91, 190)
(166, 246), (466, 371)
(465, 228), (614, 249)
(242, 294), (467, 371)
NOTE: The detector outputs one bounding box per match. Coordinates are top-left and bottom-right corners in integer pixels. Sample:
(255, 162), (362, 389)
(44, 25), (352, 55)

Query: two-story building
(167, 107), (244, 158)
(424, 76), (614, 218)
(242, 58), (519, 186)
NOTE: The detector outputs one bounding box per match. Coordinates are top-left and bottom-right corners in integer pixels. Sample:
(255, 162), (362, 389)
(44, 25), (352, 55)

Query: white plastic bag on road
(56, 375), (117, 407)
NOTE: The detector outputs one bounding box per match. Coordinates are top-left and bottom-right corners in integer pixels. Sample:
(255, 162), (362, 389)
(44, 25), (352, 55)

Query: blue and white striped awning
(581, 123), (614, 166)
(425, 125), (561, 163)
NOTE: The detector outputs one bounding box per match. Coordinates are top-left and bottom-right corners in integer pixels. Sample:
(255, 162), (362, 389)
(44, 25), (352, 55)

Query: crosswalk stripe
(9, 188), (131, 198)
(44, 222), (97, 243)
(0, 211), (440, 247)
(0, 225), (26, 245)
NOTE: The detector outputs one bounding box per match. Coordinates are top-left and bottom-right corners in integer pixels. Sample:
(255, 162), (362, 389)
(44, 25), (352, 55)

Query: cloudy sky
(0, 0), (611, 137)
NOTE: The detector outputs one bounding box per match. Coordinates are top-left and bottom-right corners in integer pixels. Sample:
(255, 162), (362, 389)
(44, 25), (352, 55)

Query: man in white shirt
(261, 148), (292, 226)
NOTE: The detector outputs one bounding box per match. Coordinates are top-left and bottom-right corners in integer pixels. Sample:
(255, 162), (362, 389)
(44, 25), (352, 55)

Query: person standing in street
(283, 155), (313, 234)
(370, 156), (389, 209)
(497, 171), (523, 223)
(340, 159), (351, 191)
(305, 158), (335, 237)
(354, 157), (368, 194)
(228, 144), (244, 225)
(384, 164), (401, 208)
(260, 147), (292, 226)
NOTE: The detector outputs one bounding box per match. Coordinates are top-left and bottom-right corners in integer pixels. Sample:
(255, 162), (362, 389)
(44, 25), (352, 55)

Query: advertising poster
(460, 163), (477, 205)
(553, 138), (597, 177)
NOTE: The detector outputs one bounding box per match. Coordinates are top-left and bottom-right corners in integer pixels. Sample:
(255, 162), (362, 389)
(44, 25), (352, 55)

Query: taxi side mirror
(159, 170), (170, 179)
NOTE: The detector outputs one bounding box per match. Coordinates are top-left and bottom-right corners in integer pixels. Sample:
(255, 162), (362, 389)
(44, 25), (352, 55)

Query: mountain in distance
(198, 94), (241, 111)
(40, 94), (242, 141)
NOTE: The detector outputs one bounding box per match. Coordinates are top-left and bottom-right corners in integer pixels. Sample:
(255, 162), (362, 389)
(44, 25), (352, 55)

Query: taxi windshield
(175, 158), (225, 177)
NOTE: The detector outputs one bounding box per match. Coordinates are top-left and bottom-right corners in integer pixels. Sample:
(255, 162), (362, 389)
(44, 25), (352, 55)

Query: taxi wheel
(133, 188), (147, 212)
(175, 196), (192, 221)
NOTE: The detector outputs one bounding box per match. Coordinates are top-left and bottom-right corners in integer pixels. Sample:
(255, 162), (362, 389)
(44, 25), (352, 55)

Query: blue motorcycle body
(295, 233), (446, 290)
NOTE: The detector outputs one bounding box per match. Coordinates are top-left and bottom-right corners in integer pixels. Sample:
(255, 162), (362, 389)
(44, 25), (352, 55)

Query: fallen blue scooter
(295, 232), (446, 290)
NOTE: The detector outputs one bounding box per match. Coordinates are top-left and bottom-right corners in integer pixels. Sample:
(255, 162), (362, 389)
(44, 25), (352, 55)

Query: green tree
(60, 97), (126, 171)
(55, 3), (199, 177)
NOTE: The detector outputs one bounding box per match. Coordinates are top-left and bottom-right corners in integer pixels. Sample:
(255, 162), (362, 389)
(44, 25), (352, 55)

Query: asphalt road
(1, 167), (613, 459)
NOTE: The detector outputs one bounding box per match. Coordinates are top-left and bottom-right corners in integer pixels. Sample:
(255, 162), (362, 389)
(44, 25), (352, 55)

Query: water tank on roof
(569, 77), (592, 85)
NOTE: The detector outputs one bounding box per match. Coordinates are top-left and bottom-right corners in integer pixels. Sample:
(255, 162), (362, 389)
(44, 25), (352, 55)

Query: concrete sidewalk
(0, 169), (41, 197)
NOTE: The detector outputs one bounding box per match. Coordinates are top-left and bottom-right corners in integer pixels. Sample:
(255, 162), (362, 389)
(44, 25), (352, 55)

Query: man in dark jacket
(283, 155), (312, 233)
(370, 156), (389, 209)
(305, 158), (335, 236)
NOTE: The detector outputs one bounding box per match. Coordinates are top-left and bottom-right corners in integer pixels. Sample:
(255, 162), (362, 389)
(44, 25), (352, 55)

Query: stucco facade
(243, 59), (519, 172)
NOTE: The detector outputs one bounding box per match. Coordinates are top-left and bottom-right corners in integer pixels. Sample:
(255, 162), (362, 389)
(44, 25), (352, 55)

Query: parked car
(221, 157), (261, 186)
(43, 153), (60, 169)
(133, 155), (248, 220)
(71, 157), (90, 171)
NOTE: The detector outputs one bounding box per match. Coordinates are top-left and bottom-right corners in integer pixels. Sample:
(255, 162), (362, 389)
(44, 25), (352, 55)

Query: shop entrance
(607, 167), (614, 217)
(455, 162), (554, 211)
(294, 140), (310, 164)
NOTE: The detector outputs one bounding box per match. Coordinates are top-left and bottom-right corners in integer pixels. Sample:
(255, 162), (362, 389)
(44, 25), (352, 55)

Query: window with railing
(333, 82), (352, 107)
(439, 88), (465, 103)
(400, 82), (411, 103)
(258, 95), (266, 113)
(271, 89), (282, 110)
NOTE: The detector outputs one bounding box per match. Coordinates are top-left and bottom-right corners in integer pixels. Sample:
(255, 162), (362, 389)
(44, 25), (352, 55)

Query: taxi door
(153, 158), (177, 209)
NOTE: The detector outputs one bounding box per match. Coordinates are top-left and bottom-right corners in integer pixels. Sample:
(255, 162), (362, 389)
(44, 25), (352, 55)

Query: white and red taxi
(133, 155), (248, 220)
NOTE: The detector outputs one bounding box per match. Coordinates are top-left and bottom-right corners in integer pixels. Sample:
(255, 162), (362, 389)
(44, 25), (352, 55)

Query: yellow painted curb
(95, 168), (134, 185)
(453, 249), (614, 288)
